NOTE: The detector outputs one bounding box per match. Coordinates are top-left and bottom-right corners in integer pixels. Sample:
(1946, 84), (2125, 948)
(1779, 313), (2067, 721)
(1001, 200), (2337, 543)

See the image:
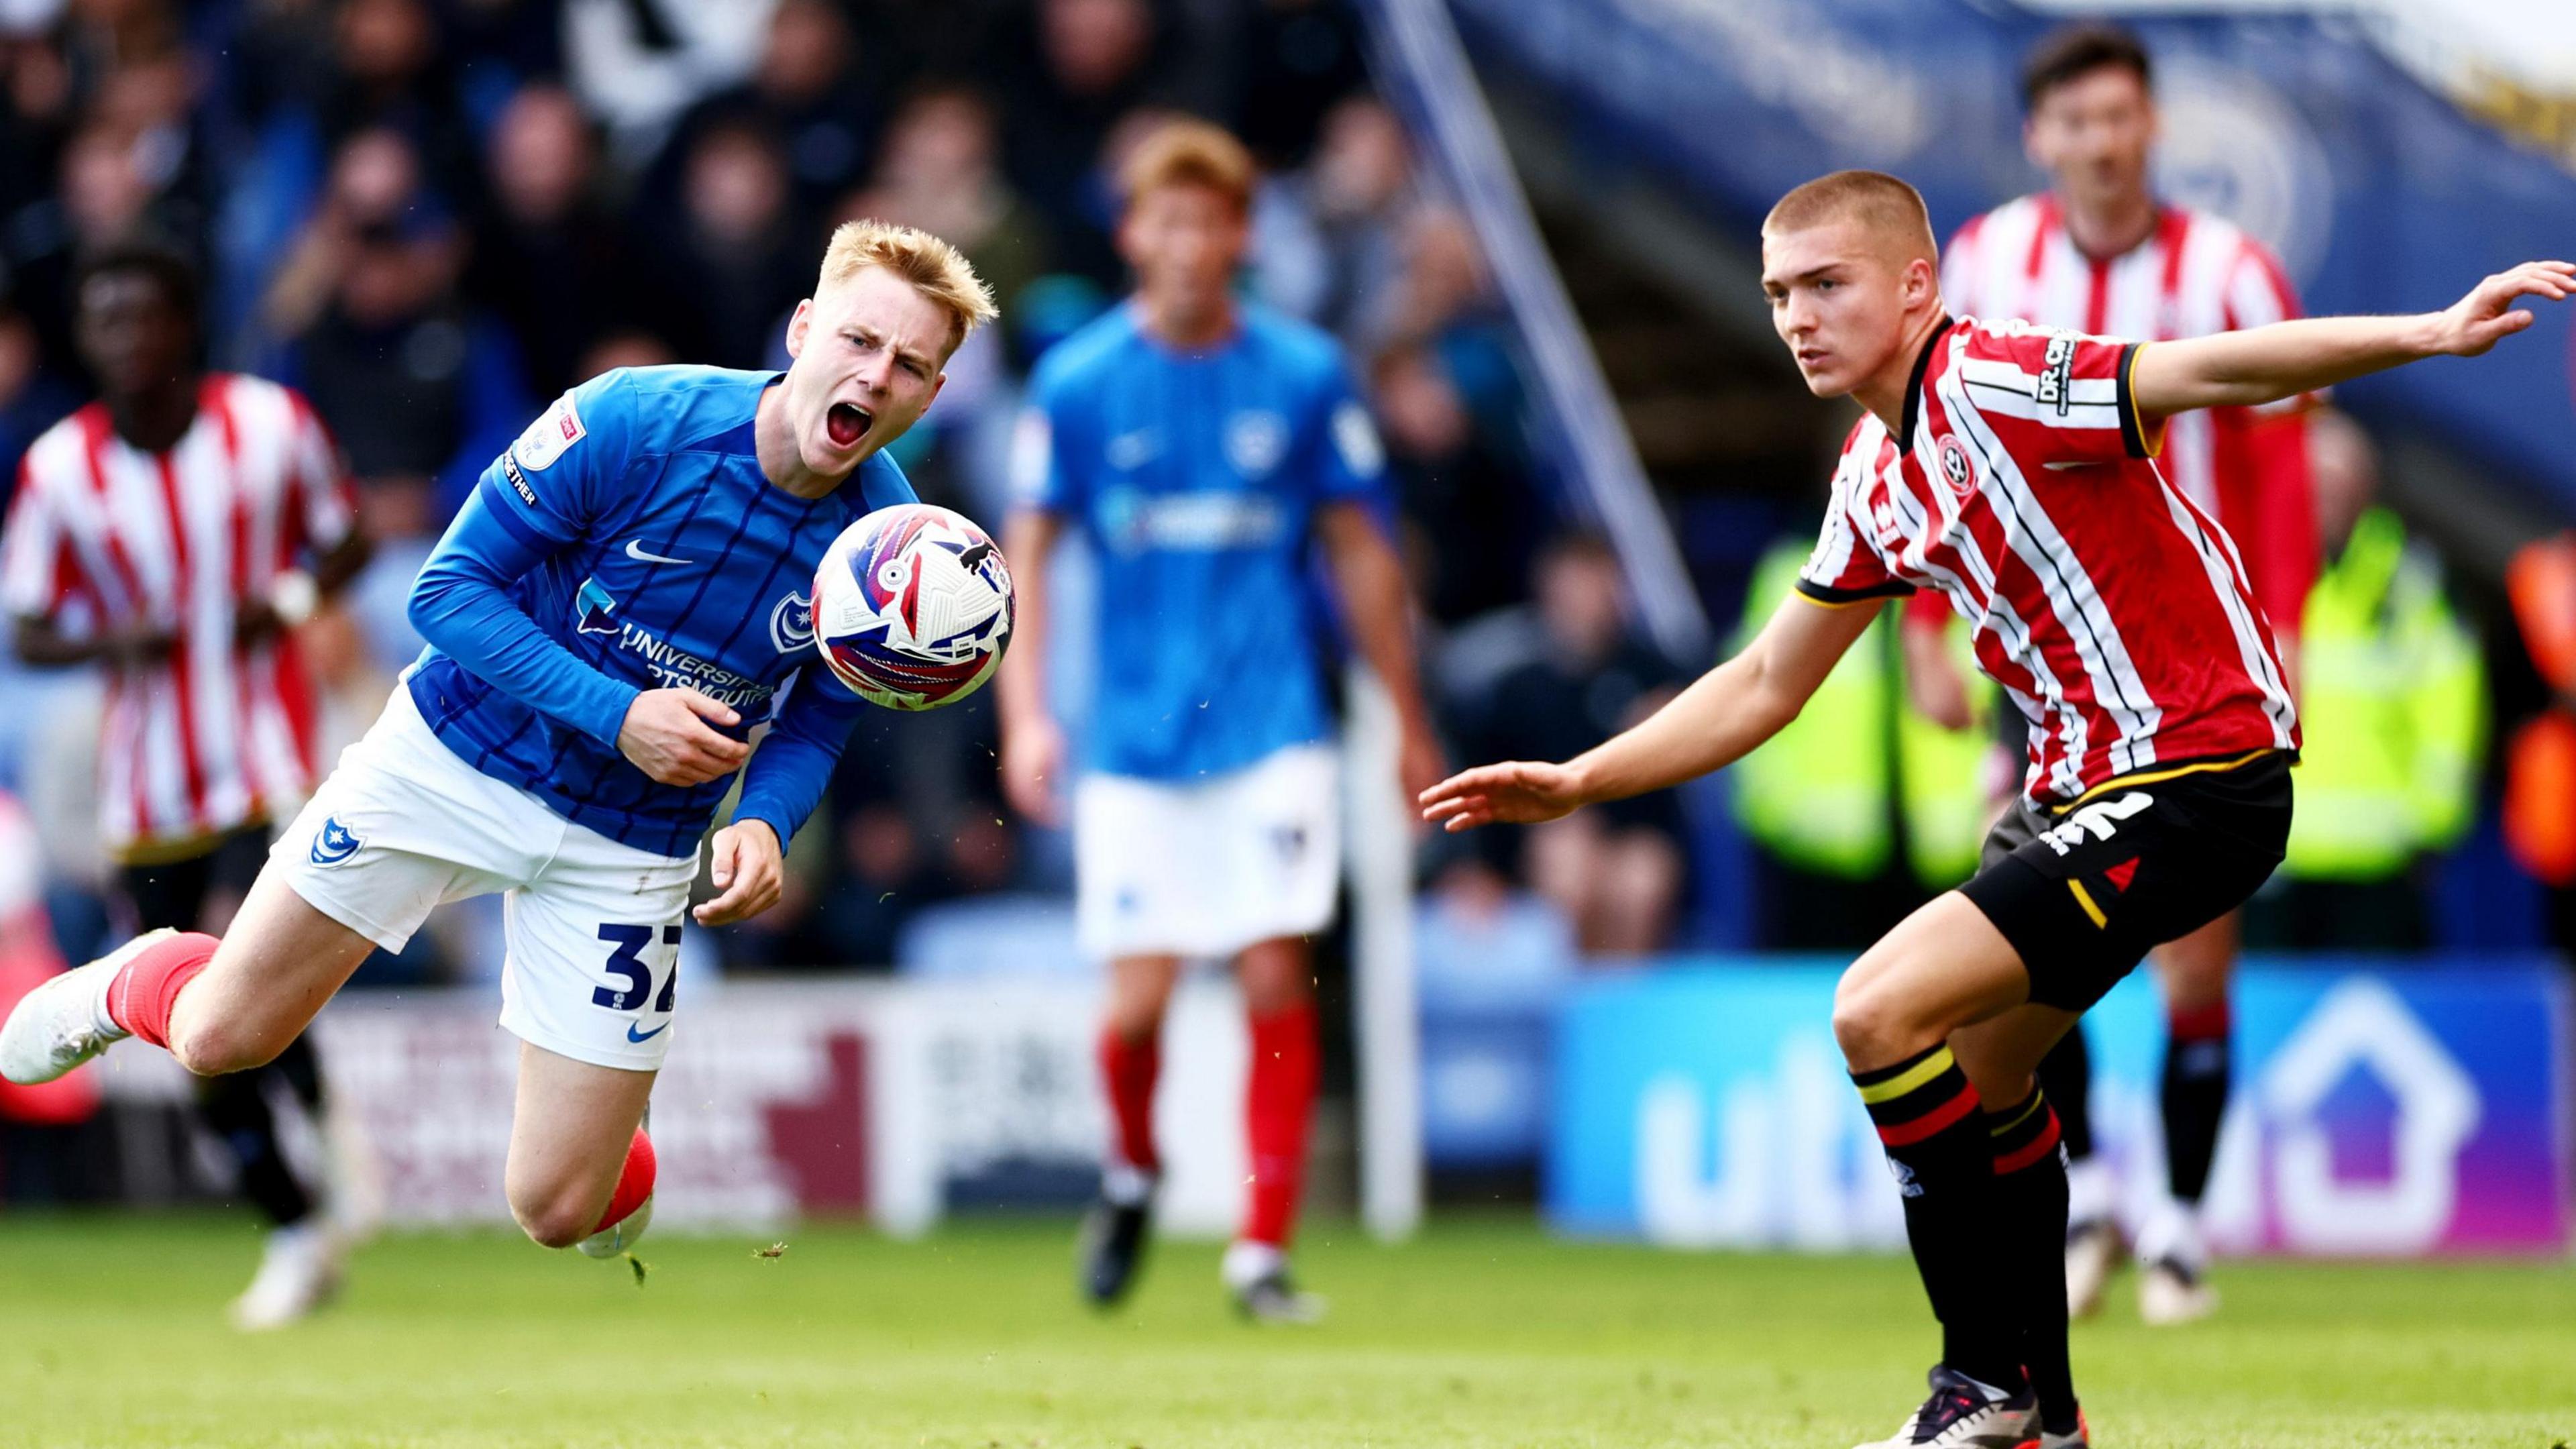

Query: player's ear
(784, 299), (812, 360)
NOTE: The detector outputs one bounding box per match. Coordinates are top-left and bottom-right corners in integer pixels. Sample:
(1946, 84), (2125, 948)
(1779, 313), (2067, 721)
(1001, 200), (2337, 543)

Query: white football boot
(0, 928), (174, 1085)
(229, 1222), (344, 1331)
(2135, 1200), (2219, 1326)
(1850, 1366), (2038, 1449)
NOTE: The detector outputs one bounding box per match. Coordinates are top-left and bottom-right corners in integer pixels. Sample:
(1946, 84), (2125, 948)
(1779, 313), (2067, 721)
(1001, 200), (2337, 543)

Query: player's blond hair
(1119, 118), (1256, 215)
(1763, 170), (1939, 269)
(816, 219), (1000, 359)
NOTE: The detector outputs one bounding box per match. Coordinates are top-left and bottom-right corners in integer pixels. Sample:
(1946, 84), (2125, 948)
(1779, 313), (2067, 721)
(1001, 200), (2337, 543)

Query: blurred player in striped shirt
(1905, 23), (2322, 1325)
(1, 241), (371, 1328)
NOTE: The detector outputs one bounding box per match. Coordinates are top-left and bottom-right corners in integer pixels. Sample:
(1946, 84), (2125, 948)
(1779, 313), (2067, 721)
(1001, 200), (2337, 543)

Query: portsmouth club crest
(310, 816), (363, 866)
(770, 591), (816, 653)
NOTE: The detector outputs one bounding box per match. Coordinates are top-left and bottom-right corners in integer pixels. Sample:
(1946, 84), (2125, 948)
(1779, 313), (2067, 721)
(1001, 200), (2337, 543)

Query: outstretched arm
(1418, 590), (1879, 832)
(1317, 502), (1448, 800)
(2131, 260), (2573, 417)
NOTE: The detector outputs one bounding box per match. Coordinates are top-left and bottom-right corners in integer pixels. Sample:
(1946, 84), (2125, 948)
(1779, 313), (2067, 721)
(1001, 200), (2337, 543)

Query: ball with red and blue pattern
(811, 503), (1014, 710)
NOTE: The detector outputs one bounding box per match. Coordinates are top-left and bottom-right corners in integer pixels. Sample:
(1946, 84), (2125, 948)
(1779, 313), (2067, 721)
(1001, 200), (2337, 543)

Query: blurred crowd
(2, 0), (2561, 987)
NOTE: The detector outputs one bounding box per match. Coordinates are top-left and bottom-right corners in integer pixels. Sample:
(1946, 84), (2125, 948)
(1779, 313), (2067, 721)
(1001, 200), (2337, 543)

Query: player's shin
(1096, 1023), (1163, 1197)
(1240, 999), (1318, 1251)
(1988, 1085), (2079, 1436)
(1851, 1043), (2024, 1395)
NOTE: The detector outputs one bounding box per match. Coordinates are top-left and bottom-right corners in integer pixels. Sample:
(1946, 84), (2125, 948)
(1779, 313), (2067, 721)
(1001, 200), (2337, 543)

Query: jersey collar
(1898, 315), (1955, 452)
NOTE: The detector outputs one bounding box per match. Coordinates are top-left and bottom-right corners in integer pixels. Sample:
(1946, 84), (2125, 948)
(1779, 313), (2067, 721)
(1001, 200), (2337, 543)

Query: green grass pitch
(3, 1214), (2571, 1448)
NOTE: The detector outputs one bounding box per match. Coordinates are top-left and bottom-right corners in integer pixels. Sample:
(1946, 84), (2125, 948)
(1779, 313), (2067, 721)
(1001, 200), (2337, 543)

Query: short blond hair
(817, 219), (1000, 358)
(1119, 118), (1256, 215)
(1763, 170), (1939, 268)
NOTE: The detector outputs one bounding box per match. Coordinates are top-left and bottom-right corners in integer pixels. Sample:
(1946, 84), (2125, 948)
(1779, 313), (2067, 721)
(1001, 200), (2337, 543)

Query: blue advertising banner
(1547, 959), (2569, 1255)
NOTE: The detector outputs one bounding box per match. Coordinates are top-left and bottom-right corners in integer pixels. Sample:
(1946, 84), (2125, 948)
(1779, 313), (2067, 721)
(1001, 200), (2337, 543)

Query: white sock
(2064, 1155), (2114, 1228)
(1099, 1161), (1156, 1208)
(1221, 1239), (1284, 1291)
(2135, 1197), (2206, 1273)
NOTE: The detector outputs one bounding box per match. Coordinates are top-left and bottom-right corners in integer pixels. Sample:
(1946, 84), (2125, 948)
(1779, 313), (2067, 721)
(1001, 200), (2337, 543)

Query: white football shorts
(272, 682), (700, 1071)
(1073, 743), (1340, 961)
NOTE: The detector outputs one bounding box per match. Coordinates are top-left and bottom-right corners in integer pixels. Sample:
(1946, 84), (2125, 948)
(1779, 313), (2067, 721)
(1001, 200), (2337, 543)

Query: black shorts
(1958, 751), (2292, 1012)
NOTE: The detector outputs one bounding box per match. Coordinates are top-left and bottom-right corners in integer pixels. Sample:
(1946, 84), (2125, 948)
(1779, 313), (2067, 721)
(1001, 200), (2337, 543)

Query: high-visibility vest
(2282, 507), (2485, 881)
(1729, 543), (1991, 886)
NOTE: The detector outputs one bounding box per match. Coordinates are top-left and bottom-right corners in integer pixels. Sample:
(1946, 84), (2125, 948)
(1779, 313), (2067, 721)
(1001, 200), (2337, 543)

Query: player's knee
(1831, 975), (1930, 1069)
(511, 1185), (603, 1250)
(168, 1017), (276, 1077)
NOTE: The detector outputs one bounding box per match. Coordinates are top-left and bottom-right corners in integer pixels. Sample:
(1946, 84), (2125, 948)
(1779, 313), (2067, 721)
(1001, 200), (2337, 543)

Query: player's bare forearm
(993, 508), (1061, 735)
(1318, 505), (1434, 728)
(11, 612), (173, 668)
(313, 529), (374, 597)
(994, 508), (1070, 823)
(1320, 503), (1448, 799)
(2131, 260), (2574, 415)
(1421, 592), (1876, 831)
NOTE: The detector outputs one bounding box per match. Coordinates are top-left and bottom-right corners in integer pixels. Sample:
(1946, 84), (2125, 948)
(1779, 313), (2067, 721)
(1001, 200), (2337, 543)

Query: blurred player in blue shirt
(3, 223), (998, 1263)
(998, 121), (1444, 1322)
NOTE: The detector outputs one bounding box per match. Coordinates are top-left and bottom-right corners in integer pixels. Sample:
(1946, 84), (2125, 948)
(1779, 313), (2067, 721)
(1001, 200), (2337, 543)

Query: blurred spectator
(0, 299), (77, 488)
(1232, 0), (1371, 169)
(1454, 533), (1685, 956)
(632, 117), (808, 370)
(2254, 412), (2485, 950)
(1254, 93), (1411, 341)
(655, 0), (875, 220)
(1001, 0), (1178, 284)
(576, 327), (677, 380)
(843, 84), (1053, 319)
(1373, 343), (1540, 627)
(264, 127), (529, 534)
(317, 0), (477, 201)
(465, 82), (625, 398)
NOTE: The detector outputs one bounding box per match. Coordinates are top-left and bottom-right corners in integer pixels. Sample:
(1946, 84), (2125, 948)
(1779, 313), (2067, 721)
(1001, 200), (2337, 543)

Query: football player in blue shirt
(998, 121), (1446, 1322)
(2, 221), (997, 1257)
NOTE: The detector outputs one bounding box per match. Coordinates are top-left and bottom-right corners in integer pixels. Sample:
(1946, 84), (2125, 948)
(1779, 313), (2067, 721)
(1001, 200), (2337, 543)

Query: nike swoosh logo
(626, 1022), (670, 1043)
(625, 540), (694, 564)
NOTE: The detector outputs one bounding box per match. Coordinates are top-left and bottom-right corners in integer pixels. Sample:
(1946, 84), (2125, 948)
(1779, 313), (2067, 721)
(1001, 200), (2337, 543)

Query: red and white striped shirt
(1799, 317), (2299, 806)
(0, 374), (355, 859)
(1941, 195), (2317, 631)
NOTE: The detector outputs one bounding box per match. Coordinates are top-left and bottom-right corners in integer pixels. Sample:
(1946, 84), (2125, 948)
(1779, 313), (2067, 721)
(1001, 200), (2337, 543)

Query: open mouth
(826, 402), (874, 449)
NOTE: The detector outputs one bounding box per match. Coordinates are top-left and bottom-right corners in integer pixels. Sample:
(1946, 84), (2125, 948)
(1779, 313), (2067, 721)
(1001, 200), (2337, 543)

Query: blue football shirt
(1014, 303), (1389, 782)
(405, 366), (916, 857)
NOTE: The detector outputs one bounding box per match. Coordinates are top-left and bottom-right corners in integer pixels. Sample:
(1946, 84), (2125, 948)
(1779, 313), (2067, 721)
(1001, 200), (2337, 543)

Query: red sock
(1242, 1000), (1319, 1247)
(1097, 1025), (1161, 1176)
(592, 1128), (657, 1234)
(104, 932), (220, 1051)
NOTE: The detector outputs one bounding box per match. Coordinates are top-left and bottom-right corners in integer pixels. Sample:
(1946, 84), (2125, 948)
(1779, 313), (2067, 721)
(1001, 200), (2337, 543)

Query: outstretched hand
(1417, 759), (1588, 833)
(2428, 260), (2574, 358)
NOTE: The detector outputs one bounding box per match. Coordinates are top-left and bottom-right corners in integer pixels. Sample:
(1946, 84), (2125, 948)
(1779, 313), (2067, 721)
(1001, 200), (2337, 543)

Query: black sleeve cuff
(1795, 577), (1916, 606)
(2116, 342), (2161, 460)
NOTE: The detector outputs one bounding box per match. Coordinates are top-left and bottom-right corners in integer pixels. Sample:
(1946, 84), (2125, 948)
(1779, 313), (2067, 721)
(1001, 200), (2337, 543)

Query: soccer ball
(812, 503), (1014, 710)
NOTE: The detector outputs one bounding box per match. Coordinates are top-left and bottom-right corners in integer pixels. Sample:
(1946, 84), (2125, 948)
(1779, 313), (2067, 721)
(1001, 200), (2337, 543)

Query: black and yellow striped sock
(1988, 1084), (2078, 1434)
(1851, 1044), (2022, 1394)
